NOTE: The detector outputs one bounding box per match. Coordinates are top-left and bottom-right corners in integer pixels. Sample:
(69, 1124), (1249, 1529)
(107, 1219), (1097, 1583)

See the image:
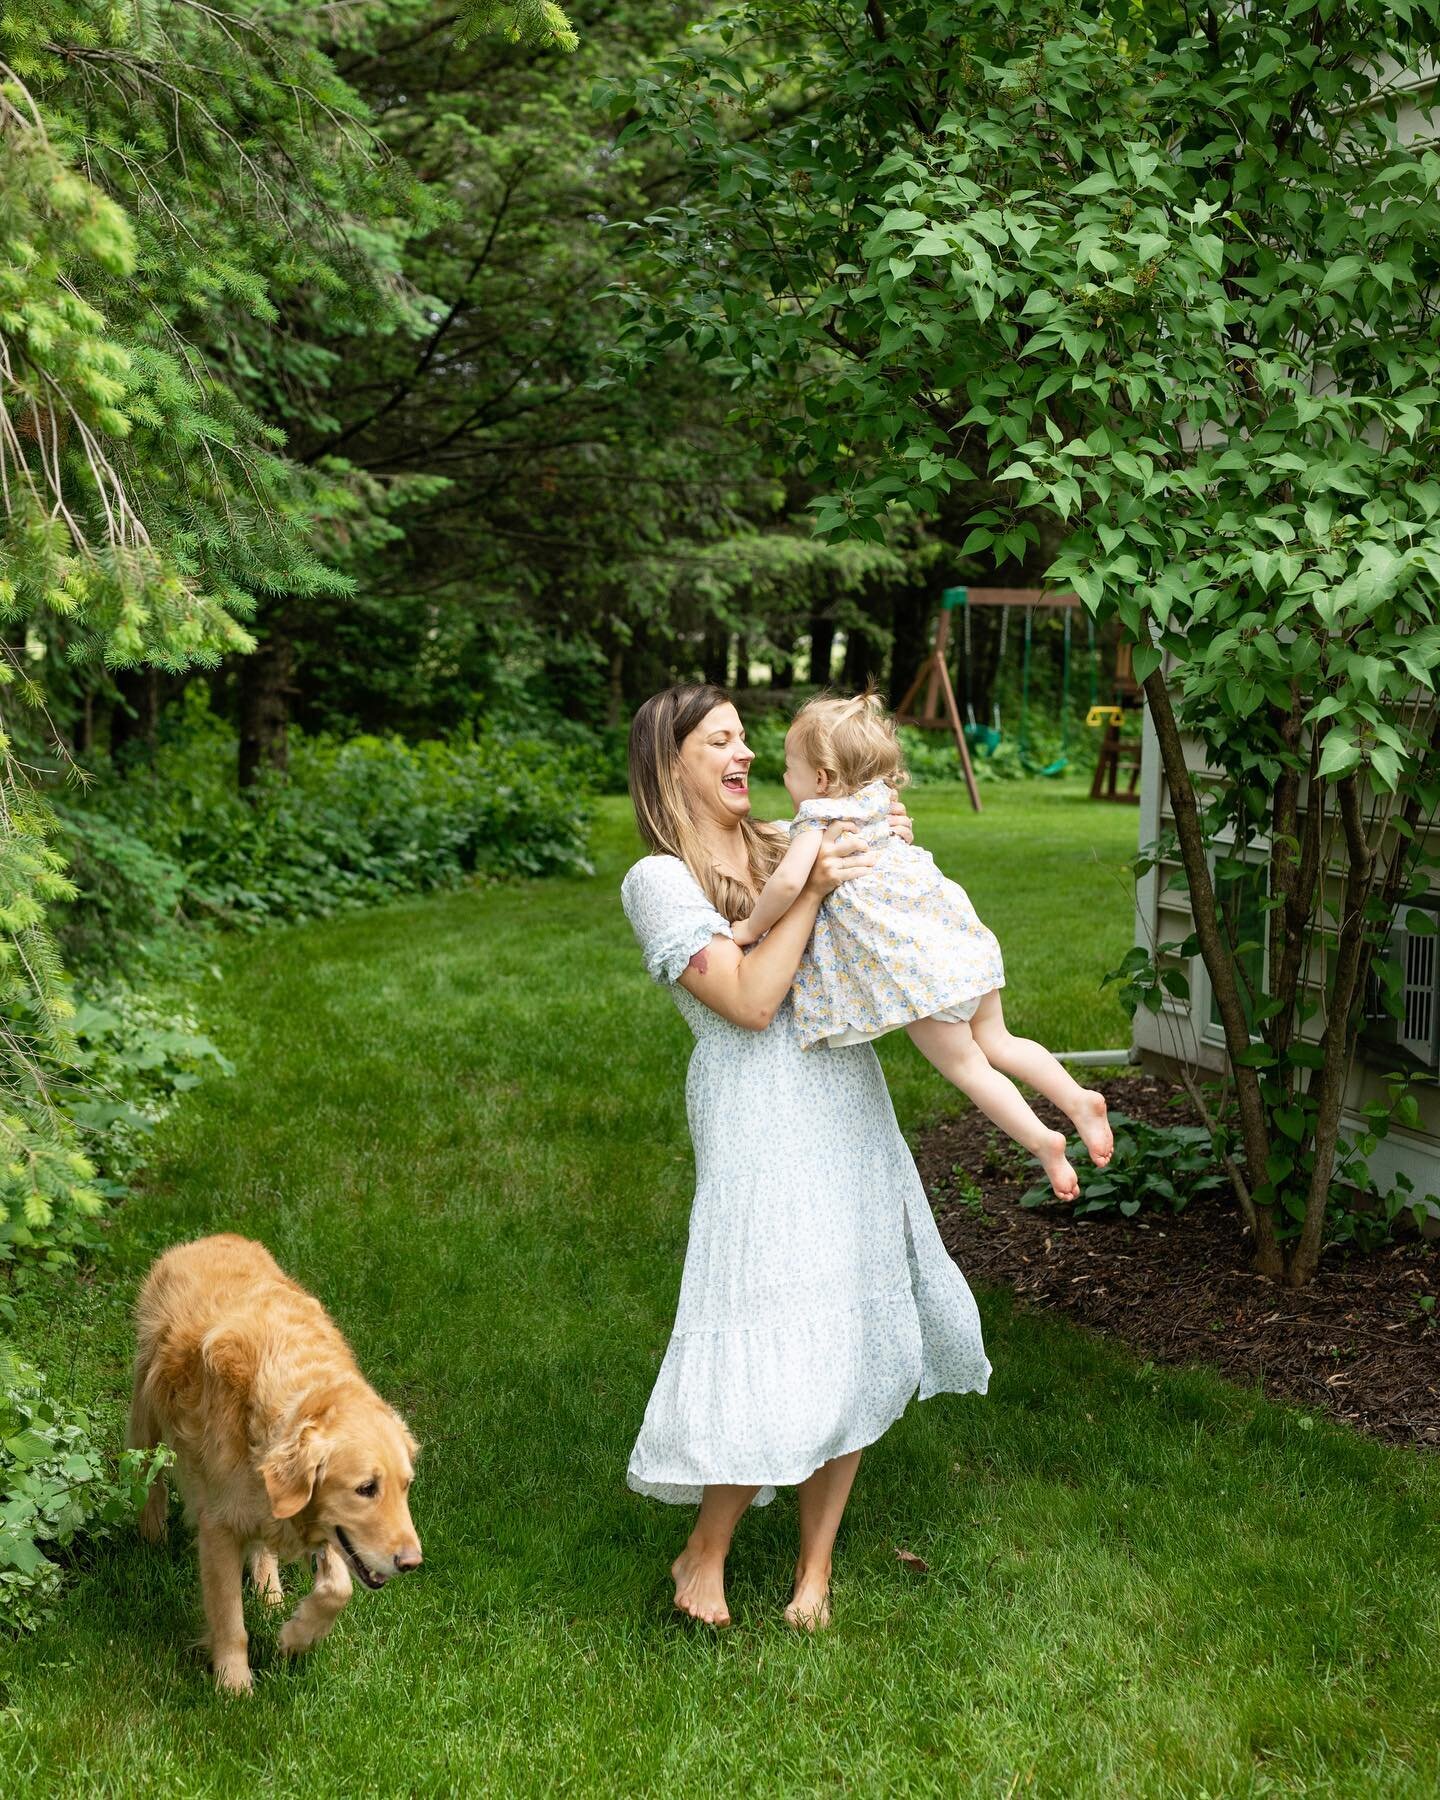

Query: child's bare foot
(1038, 1129), (1080, 1200)
(1072, 1090), (1113, 1167)
(671, 1546), (732, 1626)
(784, 1563), (832, 1632)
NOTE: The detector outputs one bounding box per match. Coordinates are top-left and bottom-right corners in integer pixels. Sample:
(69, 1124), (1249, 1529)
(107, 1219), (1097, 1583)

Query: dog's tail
(128, 1358), (169, 1542)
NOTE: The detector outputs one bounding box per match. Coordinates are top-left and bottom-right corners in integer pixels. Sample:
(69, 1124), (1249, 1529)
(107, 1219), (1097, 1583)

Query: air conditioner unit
(1364, 911), (1440, 1073)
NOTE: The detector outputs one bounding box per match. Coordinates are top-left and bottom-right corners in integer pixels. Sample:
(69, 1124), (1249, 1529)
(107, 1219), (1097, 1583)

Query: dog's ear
(261, 1422), (327, 1520)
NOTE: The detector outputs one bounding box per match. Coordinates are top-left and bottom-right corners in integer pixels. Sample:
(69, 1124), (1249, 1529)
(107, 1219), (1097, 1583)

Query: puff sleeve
(792, 778), (891, 836)
(620, 856), (735, 985)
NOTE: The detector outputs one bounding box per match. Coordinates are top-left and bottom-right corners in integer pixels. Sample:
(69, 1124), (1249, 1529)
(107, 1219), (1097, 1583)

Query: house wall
(1131, 708), (1440, 1212)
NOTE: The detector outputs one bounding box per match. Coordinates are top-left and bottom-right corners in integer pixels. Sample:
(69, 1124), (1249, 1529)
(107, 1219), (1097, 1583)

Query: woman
(621, 684), (990, 1630)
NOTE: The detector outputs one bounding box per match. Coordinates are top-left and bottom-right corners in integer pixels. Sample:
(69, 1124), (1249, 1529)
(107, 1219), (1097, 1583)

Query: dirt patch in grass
(920, 1072), (1440, 1449)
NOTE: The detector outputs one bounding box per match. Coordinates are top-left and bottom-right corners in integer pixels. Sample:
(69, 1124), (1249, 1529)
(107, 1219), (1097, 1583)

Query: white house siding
(1131, 712), (1440, 1213)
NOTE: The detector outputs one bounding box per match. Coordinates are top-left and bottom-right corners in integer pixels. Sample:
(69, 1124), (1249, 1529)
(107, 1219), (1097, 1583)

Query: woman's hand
(805, 820), (875, 898)
(730, 916), (759, 948)
(888, 793), (915, 846)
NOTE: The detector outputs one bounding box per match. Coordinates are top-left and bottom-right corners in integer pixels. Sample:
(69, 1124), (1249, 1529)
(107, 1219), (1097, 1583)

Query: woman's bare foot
(1071, 1089), (1113, 1167)
(1037, 1128), (1080, 1200)
(671, 1545), (731, 1626)
(784, 1563), (832, 1632)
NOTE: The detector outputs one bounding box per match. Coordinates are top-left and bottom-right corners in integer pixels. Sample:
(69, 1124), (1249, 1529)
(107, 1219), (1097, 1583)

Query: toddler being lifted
(731, 693), (1113, 1197)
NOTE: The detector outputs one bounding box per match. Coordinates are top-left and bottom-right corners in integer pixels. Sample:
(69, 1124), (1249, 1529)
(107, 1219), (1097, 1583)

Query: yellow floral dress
(790, 778), (1005, 1051)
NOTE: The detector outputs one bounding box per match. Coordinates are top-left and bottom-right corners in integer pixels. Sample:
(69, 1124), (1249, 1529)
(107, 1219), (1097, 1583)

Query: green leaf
(1130, 641), (1161, 685)
(3, 1430), (53, 1468)
(1191, 234), (1224, 276)
(1319, 255), (1366, 293)
(1274, 1106), (1306, 1141)
(1316, 732), (1361, 780)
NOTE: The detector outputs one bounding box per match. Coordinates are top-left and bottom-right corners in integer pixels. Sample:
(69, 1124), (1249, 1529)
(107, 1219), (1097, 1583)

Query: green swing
(1016, 605), (1083, 778)
(961, 595), (1002, 756)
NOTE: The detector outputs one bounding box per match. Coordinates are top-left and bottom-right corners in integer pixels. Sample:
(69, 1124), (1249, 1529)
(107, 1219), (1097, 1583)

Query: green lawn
(4, 781), (1440, 1797)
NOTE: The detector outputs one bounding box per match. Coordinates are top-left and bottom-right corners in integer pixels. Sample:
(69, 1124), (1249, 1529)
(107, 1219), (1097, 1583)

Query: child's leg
(967, 992), (1113, 1166)
(907, 1015), (1079, 1200)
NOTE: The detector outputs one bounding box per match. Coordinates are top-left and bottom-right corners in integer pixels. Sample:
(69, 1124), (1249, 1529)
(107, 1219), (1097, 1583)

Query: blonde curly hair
(787, 690), (910, 796)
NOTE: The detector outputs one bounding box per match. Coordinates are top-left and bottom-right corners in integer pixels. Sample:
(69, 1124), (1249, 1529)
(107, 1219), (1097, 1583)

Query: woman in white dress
(621, 684), (991, 1631)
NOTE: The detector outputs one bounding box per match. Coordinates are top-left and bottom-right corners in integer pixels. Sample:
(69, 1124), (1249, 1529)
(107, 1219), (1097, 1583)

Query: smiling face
(677, 702), (754, 827)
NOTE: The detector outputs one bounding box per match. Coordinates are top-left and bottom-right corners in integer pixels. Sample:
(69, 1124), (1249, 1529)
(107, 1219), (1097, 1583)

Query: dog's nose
(395, 1545), (422, 1572)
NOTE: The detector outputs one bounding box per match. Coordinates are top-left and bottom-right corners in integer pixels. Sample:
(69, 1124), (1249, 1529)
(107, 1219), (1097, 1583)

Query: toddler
(731, 693), (1113, 1197)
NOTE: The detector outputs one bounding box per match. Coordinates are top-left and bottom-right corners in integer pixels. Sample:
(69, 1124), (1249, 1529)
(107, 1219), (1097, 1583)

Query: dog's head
(262, 1394), (421, 1589)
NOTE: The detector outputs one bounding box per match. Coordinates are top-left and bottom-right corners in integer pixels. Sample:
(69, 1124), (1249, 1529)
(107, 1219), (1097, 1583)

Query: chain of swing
(960, 600), (1099, 777)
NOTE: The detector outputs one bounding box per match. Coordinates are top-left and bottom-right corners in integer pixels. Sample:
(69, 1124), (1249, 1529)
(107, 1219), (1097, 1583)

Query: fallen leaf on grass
(894, 1547), (928, 1574)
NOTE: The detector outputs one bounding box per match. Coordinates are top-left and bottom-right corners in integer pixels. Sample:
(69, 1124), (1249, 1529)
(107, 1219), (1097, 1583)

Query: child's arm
(731, 831), (825, 946)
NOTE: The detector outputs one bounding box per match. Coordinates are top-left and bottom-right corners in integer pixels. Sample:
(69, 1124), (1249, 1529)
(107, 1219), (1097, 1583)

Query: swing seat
(1019, 748), (1068, 777)
(964, 723), (1001, 755)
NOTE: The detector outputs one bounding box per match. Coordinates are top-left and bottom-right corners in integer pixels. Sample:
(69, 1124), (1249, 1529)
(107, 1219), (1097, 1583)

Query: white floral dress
(620, 854), (990, 1506)
(789, 778), (1005, 1052)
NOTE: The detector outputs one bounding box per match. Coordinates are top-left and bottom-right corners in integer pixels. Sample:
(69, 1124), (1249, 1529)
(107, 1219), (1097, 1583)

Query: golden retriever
(129, 1233), (422, 1693)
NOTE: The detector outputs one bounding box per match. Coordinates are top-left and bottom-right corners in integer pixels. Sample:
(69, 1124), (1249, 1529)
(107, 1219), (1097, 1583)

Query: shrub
(62, 988), (233, 1199)
(67, 716), (594, 932)
(1021, 1112), (1231, 1219)
(0, 1346), (166, 1633)
(48, 810), (190, 984)
(1020, 1107), (1439, 1253)
(0, 985), (233, 1283)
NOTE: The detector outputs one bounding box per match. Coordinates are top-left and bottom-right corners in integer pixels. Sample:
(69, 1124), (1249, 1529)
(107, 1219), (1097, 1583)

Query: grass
(3, 779), (1439, 1797)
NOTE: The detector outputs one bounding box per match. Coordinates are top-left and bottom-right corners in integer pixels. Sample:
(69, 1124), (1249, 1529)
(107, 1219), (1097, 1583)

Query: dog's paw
(277, 1618), (316, 1658)
(213, 1657), (253, 1696)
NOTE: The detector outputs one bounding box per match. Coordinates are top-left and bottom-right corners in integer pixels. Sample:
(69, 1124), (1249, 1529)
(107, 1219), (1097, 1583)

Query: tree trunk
(1288, 744), (1437, 1284)
(702, 624), (730, 688)
(808, 609), (835, 686)
(843, 592), (891, 690)
(1288, 780), (1371, 1286)
(887, 581), (930, 707)
(734, 638), (751, 690)
(769, 631), (795, 689)
(605, 648), (625, 728)
(1140, 650), (1283, 1276)
(237, 629), (293, 790)
(109, 668), (159, 764)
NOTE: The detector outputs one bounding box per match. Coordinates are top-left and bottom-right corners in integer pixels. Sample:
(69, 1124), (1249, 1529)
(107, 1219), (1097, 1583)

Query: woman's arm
(678, 824), (874, 1030)
(730, 833), (824, 947)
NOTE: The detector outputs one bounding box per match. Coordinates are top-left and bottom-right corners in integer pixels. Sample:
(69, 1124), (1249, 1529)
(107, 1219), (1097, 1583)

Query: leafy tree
(460, 1), (581, 52)
(266, 1), (838, 730)
(0, 0), (421, 1253)
(605, 0), (1440, 1284)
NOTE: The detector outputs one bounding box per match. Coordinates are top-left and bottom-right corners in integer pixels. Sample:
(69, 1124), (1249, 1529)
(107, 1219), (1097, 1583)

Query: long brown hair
(627, 684), (784, 920)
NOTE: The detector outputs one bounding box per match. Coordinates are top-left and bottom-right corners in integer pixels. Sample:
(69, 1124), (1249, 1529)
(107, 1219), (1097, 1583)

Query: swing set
(895, 586), (1135, 814)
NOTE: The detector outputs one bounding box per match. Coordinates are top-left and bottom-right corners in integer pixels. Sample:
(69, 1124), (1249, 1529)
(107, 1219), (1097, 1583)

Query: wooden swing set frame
(894, 587), (1083, 815)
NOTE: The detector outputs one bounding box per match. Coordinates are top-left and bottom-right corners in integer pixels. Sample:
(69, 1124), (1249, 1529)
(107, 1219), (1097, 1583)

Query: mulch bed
(919, 1072), (1440, 1449)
